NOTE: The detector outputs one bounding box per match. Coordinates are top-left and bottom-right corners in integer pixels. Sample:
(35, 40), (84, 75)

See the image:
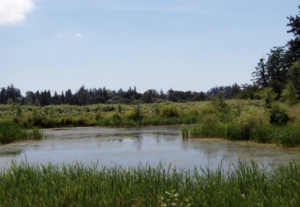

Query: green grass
(0, 161), (300, 206)
(182, 123), (300, 147)
(0, 121), (44, 144)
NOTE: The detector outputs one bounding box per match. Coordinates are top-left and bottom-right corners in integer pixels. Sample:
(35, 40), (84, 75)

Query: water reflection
(0, 126), (299, 170)
(0, 150), (22, 156)
(133, 136), (143, 150)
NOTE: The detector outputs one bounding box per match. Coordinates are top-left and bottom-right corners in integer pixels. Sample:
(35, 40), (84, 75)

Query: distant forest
(1, 6), (299, 106)
(0, 84), (242, 106)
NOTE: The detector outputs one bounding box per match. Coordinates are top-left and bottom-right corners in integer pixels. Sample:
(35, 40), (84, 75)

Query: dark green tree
(252, 58), (268, 87)
(286, 6), (300, 65)
(288, 60), (300, 93)
(65, 89), (73, 104)
(266, 46), (287, 83)
(0, 88), (6, 104)
(77, 86), (90, 105)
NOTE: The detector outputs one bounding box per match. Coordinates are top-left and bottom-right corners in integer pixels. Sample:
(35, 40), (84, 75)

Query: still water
(1, 126), (300, 170)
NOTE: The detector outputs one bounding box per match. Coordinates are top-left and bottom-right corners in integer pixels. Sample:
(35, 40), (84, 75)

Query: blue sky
(0, 0), (299, 95)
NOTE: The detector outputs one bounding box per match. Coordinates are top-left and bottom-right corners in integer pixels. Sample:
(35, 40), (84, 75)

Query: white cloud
(55, 32), (84, 39)
(75, 33), (83, 38)
(0, 0), (35, 25)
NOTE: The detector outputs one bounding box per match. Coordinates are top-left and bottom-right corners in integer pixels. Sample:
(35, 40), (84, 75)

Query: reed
(0, 121), (44, 144)
(0, 161), (299, 206)
(182, 122), (300, 147)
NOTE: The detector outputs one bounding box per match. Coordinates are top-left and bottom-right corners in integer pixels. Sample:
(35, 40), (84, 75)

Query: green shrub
(202, 114), (219, 127)
(255, 87), (277, 108)
(161, 105), (180, 117)
(270, 104), (289, 125)
(211, 92), (228, 112)
(102, 106), (116, 112)
(235, 106), (269, 139)
(280, 82), (299, 105)
(200, 105), (218, 114)
(125, 108), (142, 121)
(188, 107), (199, 116)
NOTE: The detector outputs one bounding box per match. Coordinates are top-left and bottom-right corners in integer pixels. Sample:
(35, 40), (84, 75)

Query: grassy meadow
(0, 161), (299, 207)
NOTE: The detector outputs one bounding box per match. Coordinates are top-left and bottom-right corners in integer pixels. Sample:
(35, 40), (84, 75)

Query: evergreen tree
(286, 6), (300, 64)
(252, 58), (268, 87)
(65, 89), (73, 104)
(0, 88), (6, 104)
(266, 46), (287, 83)
(61, 91), (65, 104)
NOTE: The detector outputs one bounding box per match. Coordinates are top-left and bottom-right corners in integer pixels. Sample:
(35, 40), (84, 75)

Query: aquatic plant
(0, 161), (299, 206)
(0, 121), (43, 144)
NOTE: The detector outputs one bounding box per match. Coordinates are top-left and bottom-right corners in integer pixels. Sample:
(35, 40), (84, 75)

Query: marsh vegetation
(0, 121), (43, 144)
(1, 99), (300, 146)
(0, 161), (299, 206)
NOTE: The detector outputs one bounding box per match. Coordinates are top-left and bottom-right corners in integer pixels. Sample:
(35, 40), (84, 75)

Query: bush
(211, 92), (228, 112)
(199, 105), (218, 114)
(161, 105), (179, 117)
(255, 87), (277, 108)
(188, 107), (199, 116)
(280, 82), (299, 105)
(270, 104), (289, 125)
(235, 106), (269, 139)
(125, 105), (143, 121)
(202, 114), (219, 127)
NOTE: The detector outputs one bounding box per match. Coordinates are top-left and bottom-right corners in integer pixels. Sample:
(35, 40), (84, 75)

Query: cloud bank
(0, 0), (35, 25)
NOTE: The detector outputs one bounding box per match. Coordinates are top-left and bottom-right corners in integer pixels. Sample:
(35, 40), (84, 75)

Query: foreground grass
(0, 161), (299, 206)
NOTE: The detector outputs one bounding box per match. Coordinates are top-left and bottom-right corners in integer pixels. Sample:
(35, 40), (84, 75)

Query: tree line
(251, 6), (300, 100)
(0, 84), (207, 106)
(0, 83), (247, 106)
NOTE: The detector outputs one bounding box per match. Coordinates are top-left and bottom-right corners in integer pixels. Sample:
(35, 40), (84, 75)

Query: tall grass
(0, 161), (299, 206)
(182, 123), (300, 147)
(0, 121), (43, 144)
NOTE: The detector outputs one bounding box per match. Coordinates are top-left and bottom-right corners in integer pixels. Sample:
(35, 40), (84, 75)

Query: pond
(1, 126), (300, 170)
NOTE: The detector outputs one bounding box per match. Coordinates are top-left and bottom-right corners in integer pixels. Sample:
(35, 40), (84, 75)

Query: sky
(0, 0), (299, 95)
